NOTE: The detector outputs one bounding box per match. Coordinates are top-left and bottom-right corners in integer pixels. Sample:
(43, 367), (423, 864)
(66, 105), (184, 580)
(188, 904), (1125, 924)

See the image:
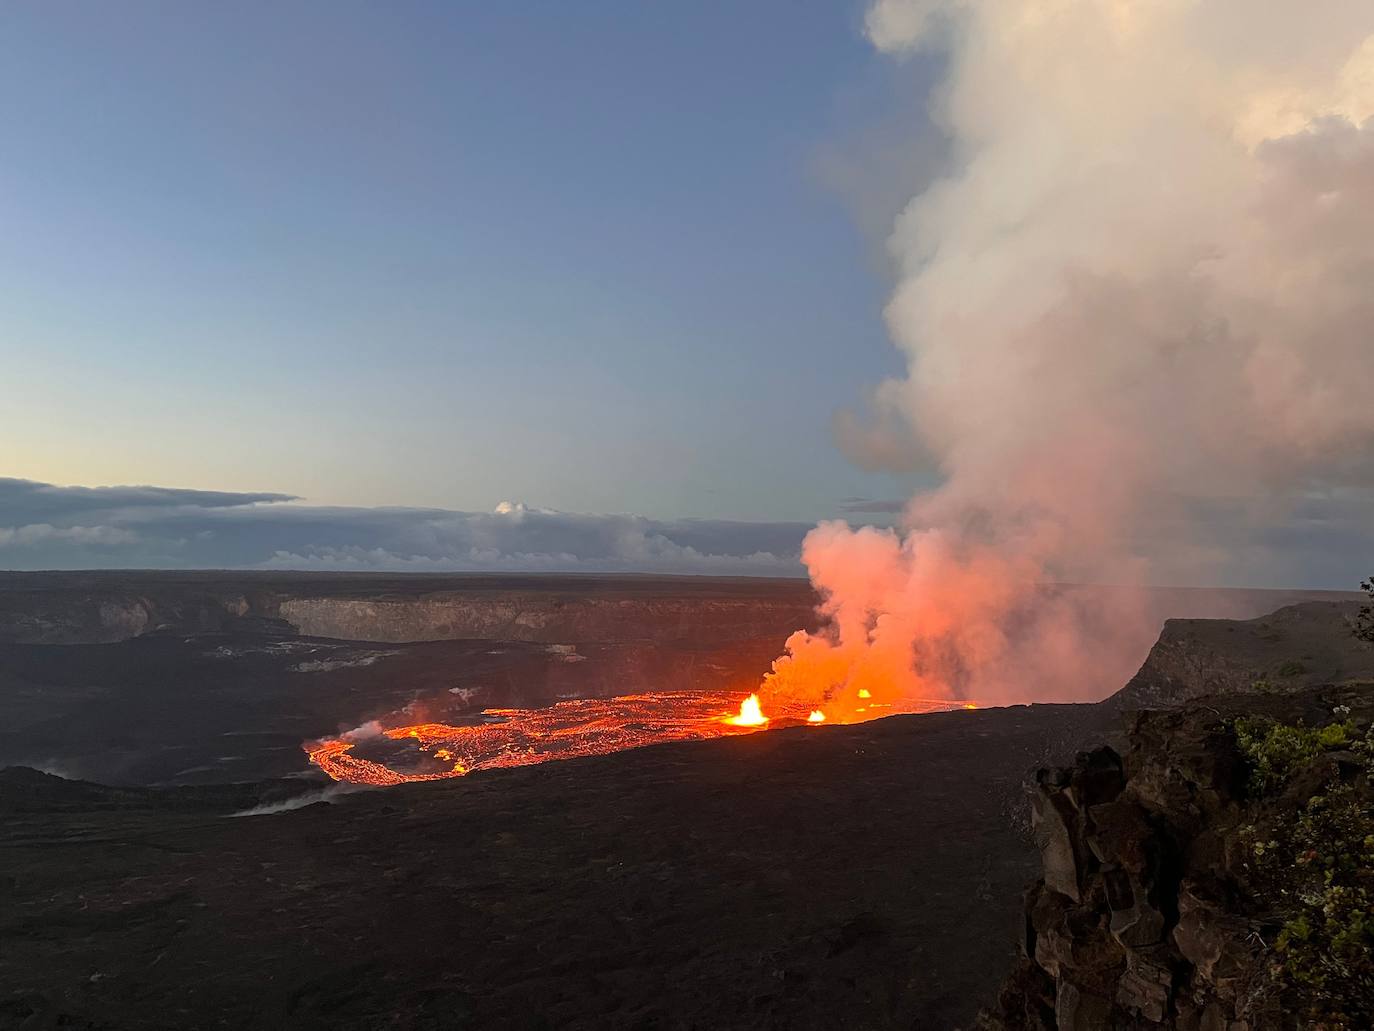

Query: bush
(1356, 577), (1374, 643)
(1242, 723), (1374, 1028)
(1260, 781), (1374, 1027)
(1233, 716), (1354, 794)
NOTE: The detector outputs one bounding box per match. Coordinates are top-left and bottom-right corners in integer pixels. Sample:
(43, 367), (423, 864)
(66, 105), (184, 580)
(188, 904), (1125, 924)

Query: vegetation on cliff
(1237, 716), (1373, 1028)
(982, 685), (1373, 1029)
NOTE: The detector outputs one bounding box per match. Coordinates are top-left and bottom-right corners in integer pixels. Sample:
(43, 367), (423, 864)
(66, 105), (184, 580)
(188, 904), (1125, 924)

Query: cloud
(837, 498), (907, 514)
(0, 477), (808, 575)
(0, 478), (295, 525)
(864, 0), (949, 53)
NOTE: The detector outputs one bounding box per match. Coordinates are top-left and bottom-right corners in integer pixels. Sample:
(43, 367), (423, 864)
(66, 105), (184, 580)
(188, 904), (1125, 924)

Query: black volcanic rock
(981, 683), (1374, 1030)
(0, 765), (316, 814)
(0, 703), (1115, 1031)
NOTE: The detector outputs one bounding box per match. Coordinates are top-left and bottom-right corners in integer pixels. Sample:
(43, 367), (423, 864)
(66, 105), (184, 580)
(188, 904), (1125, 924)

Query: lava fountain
(723, 693), (768, 726)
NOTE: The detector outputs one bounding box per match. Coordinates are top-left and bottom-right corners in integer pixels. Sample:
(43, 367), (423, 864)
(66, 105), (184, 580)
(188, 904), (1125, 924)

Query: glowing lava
(305, 689), (979, 787)
(308, 691), (795, 787)
(723, 693), (768, 727)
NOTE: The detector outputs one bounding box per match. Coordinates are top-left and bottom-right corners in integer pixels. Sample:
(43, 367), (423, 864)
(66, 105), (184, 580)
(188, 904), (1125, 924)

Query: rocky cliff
(273, 593), (811, 644)
(1115, 601), (1374, 709)
(0, 572), (818, 645)
(981, 683), (1374, 1030)
(0, 594), (154, 645)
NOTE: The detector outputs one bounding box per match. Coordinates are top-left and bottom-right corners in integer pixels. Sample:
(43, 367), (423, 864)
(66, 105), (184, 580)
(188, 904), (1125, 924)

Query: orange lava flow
(305, 690), (977, 787)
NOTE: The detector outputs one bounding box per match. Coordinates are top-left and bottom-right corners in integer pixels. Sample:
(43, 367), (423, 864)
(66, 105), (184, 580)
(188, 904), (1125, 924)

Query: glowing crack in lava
(305, 689), (974, 787)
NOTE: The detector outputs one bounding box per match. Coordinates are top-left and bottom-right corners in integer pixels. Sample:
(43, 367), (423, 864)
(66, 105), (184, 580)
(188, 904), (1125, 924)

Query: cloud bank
(0, 478), (806, 575)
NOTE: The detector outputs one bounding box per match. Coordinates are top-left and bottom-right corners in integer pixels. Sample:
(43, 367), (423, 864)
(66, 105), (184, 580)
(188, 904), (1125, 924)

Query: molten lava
(723, 693), (768, 727)
(306, 689), (978, 788)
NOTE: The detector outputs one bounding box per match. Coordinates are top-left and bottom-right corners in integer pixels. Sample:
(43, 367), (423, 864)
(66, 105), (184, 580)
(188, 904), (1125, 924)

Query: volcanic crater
(0, 573), (1364, 1029)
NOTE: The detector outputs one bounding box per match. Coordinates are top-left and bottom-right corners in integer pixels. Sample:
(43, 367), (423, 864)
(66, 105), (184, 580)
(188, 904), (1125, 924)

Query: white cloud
(864, 0), (951, 53)
(0, 477), (806, 575)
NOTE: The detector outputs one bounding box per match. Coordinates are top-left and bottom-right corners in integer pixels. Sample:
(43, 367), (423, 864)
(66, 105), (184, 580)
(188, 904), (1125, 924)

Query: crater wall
(0, 572), (818, 646)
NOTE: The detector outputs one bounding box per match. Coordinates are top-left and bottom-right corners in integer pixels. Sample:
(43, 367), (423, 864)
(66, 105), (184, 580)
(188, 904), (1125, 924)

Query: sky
(0, 2), (940, 528)
(5, 2), (1370, 588)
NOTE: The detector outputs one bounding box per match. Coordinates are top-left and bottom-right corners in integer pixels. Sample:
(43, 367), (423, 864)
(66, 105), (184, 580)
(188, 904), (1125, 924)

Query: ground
(2, 704), (1114, 1030)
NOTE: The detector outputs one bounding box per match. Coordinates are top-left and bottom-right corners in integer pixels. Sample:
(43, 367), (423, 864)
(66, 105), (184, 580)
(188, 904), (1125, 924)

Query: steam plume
(766, 1), (1374, 712)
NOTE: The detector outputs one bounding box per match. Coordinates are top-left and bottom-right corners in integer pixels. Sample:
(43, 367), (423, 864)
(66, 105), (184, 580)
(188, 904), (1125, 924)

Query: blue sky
(1, 2), (942, 524)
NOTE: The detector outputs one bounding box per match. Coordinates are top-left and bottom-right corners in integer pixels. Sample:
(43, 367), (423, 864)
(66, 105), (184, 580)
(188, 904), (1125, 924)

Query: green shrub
(1257, 782), (1374, 1027)
(1233, 716), (1354, 794)
(1357, 577), (1374, 643)
(1276, 660), (1307, 678)
(1242, 724), (1374, 1027)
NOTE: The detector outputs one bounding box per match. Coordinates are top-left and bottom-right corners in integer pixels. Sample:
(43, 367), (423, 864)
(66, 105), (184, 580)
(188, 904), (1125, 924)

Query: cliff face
(274, 594), (812, 644)
(0, 573), (817, 646)
(1115, 601), (1374, 709)
(982, 684), (1374, 1030)
(0, 591), (266, 645)
(0, 596), (153, 645)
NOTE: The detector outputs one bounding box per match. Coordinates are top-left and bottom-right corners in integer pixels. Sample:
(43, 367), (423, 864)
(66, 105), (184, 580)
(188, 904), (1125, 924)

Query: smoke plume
(765, 1), (1374, 712)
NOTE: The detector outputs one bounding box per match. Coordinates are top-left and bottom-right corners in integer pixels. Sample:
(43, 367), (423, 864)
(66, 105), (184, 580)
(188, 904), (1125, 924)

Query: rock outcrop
(982, 684), (1374, 1030)
(1115, 601), (1374, 709)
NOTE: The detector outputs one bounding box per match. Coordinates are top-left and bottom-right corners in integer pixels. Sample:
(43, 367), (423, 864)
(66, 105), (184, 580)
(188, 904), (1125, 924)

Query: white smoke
(766, 1), (1374, 712)
(341, 720), (385, 743)
(229, 783), (363, 817)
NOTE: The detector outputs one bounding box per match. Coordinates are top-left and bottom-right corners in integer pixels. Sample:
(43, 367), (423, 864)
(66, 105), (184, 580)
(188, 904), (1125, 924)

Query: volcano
(0, 574), (1363, 1029)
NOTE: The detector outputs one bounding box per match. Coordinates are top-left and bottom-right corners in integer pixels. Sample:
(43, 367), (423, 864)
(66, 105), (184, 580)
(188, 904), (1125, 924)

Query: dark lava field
(0, 573), (1364, 1029)
(5, 704), (1114, 1030)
